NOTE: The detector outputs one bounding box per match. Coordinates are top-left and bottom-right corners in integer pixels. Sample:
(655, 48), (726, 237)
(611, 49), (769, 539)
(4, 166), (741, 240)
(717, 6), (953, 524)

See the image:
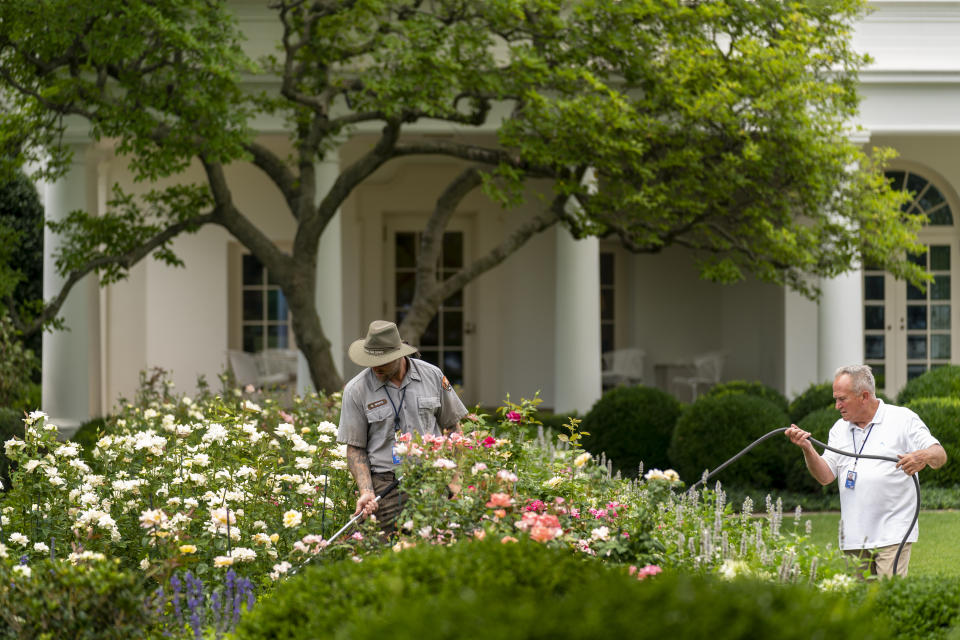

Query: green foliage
(705, 380), (789, 413)
(897, 366), (960, 405)
(858, 575), (960, 640)
(581, 385), (682, 477)
(0, 407), (24, 491)
(0, 555), (159, 640)
(789, 381), (835, 424)
(0, 314), (39, 409)
(236, 538), (887, 640)
(904, 397), (960, 488)
(69, 416), (108, 464)
(535, 410), (578, 436)
(0, 170), (43, 358)
(668, 394), (790, 488)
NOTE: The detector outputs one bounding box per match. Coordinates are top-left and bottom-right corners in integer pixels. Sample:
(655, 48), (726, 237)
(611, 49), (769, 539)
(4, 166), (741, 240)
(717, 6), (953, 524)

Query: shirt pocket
(365, 405), (395, 432)
(417, 396), (441, 430)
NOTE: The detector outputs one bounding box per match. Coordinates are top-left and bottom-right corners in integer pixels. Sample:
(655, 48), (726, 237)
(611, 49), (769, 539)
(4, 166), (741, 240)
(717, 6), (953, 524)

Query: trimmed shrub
(668, 394), (790, 488)
(0, 556), (158, 639)
(904, 397), (960, 488)
(705, 380), (789, 413)
(581, 385), (682, 476)
(858, 575), (960, 640)
(235, 538), (889, 640)
(784, 406), (841, 493)
(70, 416), (108, 464)
(897, 365), (960, 405)
(789, 381), (834, 424)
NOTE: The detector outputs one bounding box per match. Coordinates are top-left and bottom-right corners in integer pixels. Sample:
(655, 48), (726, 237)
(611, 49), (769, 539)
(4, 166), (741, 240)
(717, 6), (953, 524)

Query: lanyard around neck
(385, 385), (407, 433)
(851, 424), (874, 470)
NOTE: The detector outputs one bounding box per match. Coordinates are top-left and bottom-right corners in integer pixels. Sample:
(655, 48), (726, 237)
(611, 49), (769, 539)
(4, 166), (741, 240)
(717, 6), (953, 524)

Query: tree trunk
(284, 266), (344, 393)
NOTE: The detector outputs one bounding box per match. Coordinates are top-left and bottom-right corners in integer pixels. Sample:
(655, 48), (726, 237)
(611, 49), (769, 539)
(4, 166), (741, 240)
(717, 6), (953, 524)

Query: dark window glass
(601, 289), (615, 321)
(243, 326), (263, 353)
(906, 305), (927, 331)
(907, 335), (927, 359)
(396, 233), (416, 268)
(908, 249), (927, 268)
(907, 173), (927, 200)
(395, 272), (415, 307)
(242, 254), (263, 286)
(601, 324), (614, 355)
(865, 305), (884, 331)
(932, 275), (951, 301)
(442, 233), (463, 269)
(932, 334), (951, 360)
(886, 171), (906, 192)
(421, 315), (439, 347)
(444, 289), (463, 307)
(443, 311), (463, 346)
(600, 253), (614, 285)
(419, 349), (439, 367)
(243, 290), (263, 322)
(908, 364), (928, 380)
(907, 282), (925, 301)
(917, 185), (946, 212)
(865, 335), (885, 360)
(931, 245), (951, 271)
(864, 275), (885, 300)
(267, 290), (288, 322)
(932, 305), (951, 330)
(443, 352), (464, 385)
(267, 325), (289, 349)
(928, 205), (954, 226)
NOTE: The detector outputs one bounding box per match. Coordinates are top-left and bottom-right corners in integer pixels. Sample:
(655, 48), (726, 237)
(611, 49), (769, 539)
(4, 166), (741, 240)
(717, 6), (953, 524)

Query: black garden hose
(689, 426), (920, 577)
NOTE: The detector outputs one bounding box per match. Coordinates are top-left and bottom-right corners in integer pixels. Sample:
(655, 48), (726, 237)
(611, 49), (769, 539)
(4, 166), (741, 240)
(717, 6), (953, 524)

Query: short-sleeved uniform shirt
(821, 400), (940, 550)
(337, 357), (468, 473)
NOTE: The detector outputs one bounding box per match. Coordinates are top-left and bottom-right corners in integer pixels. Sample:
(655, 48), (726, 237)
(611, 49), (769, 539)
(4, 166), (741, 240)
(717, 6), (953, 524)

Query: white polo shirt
(821, 400), (939, 550)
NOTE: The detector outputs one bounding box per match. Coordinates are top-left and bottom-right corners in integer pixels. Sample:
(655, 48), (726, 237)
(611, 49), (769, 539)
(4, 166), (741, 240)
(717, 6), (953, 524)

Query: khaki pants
(371, 471), (405, 537)
(844, 543), (912, 578)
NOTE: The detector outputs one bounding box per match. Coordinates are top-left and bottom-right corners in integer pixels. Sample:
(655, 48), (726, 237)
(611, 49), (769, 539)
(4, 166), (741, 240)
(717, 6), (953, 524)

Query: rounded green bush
(897, 365), (960, 405)
(904, 397), (960, 488)
(581, 385), (682, 477)
(861, 574), (960, 640)
(784, 406), (841, 493)
(705, 380), (789, 413)
(235, 538), (889, 640)
(668, 394), (790, 488)
(788, 382), (835, 424)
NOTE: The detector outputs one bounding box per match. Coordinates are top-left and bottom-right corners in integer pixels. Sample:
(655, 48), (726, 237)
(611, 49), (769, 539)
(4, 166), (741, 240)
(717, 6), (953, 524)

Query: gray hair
(834, 364), (876, 396)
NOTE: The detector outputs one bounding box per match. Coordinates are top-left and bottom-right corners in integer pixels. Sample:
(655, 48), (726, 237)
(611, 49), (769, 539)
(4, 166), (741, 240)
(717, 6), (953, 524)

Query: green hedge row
(236, 538), (889, 640)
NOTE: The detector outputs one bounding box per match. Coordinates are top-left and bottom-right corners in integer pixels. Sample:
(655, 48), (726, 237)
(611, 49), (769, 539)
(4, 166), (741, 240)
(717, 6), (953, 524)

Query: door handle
(900, 317), (905, 331)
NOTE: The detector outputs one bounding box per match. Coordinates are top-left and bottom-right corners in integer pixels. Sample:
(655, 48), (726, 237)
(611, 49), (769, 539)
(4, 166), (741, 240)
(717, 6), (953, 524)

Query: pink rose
(506, 411), (521, 423)
(485, 492), (514, 508)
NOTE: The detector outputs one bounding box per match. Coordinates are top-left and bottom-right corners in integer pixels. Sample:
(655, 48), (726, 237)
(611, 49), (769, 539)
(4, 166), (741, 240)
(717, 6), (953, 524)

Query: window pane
(242, 254), (263, 285)
(864, 275), (885, 300)
(396, 233), (417, 268)
(907, 282), (925, 301)
(268, 289), (288, 321)
(421, 315), (439, 347)
(928, 204), (954, 226)
(443, 351), (463, 385)
(932, 305), (951, 330)
(865, 305), (884, 330)
(268, 324), (289, 349)
(419, 349), (439, 367)
(601, 289), (615, 321)
(243, 290), (263, 322)
(444, 288), (463, 308)
(865, 335), (885, 360)
(601, 323), (614, 354)
(886, 171), (906, 192)
(395, 272), (415, 307)
(932, 275), (951, 301)
(907, 172), (927, 199)
(906, 305), (926, 330)
(932, 334), (951, 360)
(600, 253), (614, 285)
(442, 232), (463, 269)
(908, 364), (928, 380)
(908, 249), (927, 268)
(243, 325), (263, 353)
(907, 335), (927, 359)
(443, 311), (463, 346)
(917, 184), (946, 212)
(872, 364), (886, 390)
(931, 245), (950, 271)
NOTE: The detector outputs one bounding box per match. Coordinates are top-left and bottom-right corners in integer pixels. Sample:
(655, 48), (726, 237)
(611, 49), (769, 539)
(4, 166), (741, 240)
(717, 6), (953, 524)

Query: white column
(818, 270), (863, 381)
(42, 144), (100, 434)
(297, 154), (344, 395)
(553, 225), (602, 414)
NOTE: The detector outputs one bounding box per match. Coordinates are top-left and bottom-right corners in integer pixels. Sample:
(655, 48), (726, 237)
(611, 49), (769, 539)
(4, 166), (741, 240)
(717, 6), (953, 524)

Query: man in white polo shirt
(785, 364), (947, 577)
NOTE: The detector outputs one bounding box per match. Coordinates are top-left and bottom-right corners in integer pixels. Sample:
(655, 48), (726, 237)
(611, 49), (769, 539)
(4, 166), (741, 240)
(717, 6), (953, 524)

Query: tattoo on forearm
(346, 445), (373, 492)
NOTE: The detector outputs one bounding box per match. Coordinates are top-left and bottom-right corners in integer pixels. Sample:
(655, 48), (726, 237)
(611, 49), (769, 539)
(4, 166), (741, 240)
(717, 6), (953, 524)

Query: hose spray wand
(689, 427), (920, 577)
(289, 474), (402, 576)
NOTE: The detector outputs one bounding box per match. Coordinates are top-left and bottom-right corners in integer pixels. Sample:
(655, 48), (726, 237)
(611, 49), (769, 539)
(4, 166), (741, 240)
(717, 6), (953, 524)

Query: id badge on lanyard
(387, 386), (407, 465)
(845, 425), (873, 490)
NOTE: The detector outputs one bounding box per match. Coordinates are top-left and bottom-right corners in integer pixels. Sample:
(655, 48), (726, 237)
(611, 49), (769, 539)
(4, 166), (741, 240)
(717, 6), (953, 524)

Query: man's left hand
(896, 451), (929, 476)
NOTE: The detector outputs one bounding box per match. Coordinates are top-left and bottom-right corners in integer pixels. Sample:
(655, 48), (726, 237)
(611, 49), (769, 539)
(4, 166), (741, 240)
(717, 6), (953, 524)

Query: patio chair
(673, 351), (725, 400)
(601, 348), (646, 388)
(227, 349), (294, 388)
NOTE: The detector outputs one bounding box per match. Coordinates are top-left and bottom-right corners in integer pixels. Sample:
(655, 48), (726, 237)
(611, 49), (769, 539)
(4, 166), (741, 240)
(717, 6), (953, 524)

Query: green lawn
(801, 510), (960, 577)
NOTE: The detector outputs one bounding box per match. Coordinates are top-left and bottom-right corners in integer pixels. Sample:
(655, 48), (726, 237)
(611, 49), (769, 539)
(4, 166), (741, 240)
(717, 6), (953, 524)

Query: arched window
(885, 170), (954, 226)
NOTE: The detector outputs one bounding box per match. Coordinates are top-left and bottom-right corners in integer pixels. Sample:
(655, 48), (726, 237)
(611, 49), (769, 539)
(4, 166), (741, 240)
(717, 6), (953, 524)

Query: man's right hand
(785, 424), (814, 449)
(354, 490), (378, 518)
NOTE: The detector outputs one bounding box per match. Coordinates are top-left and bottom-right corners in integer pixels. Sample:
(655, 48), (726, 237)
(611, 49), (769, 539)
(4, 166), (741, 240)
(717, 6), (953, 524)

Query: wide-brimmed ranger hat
(348, 320), (418, 368)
